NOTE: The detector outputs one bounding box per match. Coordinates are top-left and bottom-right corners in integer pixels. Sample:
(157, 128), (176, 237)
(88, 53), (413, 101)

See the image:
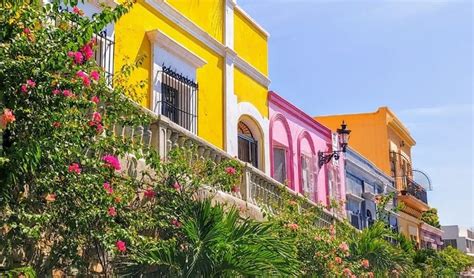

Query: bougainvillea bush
(0, 1), (246, 276)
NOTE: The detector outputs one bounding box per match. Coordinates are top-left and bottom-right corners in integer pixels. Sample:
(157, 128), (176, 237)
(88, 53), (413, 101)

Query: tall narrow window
(238, 122), (258, 168)
(93, 30), (114, 86)
(301, 155), (312, 196)
(273, 147), (287, 184)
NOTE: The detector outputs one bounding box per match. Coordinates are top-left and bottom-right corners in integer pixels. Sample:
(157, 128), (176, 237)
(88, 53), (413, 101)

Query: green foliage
(413, 246), (474, 277)
(421, 208), (441, 228)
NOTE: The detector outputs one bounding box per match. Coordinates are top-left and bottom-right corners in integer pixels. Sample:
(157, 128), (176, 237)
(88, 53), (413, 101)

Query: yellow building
(78, 0), (272, 173)
(315, 107), (432, 246)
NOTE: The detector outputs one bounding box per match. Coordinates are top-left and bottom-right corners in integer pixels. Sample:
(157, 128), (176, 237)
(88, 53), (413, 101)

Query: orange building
(315, 107), (442, 248)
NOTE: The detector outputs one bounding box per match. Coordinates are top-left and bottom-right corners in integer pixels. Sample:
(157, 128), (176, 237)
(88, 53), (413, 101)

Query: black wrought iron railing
(401, 177), (428, 204)
(53, 9), (115, 86)
(155, 66), (198, 134)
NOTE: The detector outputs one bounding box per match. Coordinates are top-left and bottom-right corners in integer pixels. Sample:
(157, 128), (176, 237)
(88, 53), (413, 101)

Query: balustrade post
(240, 165), (252, 203)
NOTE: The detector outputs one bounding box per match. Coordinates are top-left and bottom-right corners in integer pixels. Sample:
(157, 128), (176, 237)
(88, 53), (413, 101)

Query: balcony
(113, 108), (336, 228)
(362, 183), (376, 200)
(397, 177), (429, 213)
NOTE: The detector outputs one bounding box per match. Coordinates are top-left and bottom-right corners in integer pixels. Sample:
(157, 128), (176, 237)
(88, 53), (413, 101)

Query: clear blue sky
(238, 0), (473, 227)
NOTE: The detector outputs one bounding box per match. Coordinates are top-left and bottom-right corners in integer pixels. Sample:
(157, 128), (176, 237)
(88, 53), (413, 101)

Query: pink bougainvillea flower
(108, 207), (117, 217)
(230, 185), (239, 193)
(92, 112), (102, 123)
(45, 193), (56, 203)
(91, 96), (100, 104)
(173, 181), (181, 191)
(52, 121), (61, 128)
(367, 272), (374, 278)
(225, 166), (236, 175)
(286, 223), (299, 231)
(20, 84), (28, 93)
(96, 123), (104, 134)
(342, 268), (351, 276)
(62, 89), (73, 97)
(334, 256), (342, 264)
(68, 163), (81, 174)
(76, 70), (87, 78)
(329, 224), (336, 236)
(339, 242), (349, 253)
(144, 187), (156, 198)
(81, 43), (94, 60)
(52, 89), (61, 95)
(72, 6), (84, 16)
(67, 51), (74, 58)
(23, 28), (31, 34)
(73, 51), (83, 64)
(26, 79), (36, 88)
(171, 218), (181, 228)
(116, 240), (126, 252)
(103, 182), (113, 194)
(361, 259), (370, 269)
(82, 76), (91, 87)
(102, 154), (121, 171)
(0, 109), (16, 129)
(90, 70), (100, 81)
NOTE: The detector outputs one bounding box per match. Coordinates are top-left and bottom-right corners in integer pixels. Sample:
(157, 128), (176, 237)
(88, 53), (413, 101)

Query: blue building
(344, 147), (398, 231)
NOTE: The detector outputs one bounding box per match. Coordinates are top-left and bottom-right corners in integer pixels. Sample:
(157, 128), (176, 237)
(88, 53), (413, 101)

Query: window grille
(155, 66), (198, 133)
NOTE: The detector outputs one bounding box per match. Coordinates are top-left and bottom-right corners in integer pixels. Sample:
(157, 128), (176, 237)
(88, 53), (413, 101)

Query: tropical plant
(116, 198), (300, 277)
(421, 208), (441, 228)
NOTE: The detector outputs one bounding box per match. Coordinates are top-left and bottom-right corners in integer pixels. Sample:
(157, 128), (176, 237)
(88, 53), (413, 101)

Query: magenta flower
(116, 240), (126, 252)
(225, 166), (236, 175)
(335, 256), (342, 264)
(73, 51), (83, 64)
(68, 163), (81, 174)
(171, 218), (182, 228)
(62, 89), (73, 98)
(339, 242), (349, 253)
(90, 70), (100, 81)
(82, 76), (91, 87)
(144, 187), (156, 198)
(76, 70), (87, 78)
(102, 154), (121, 171)
(26, 79), (36, 88)
(108, 207), (117, 217)
(90, 96), (100, 104)
(23, 28), (31, 34)
(81, 43), (94, 60)
(103, 182), (113, 194)
(72, 6), (84, 16)
(231, 185), (239, 193)
(173, 181), (181, 191)
(20, 84), (27, 93)
(92, 112), (102, 123)
(96, 123), (104, 134)
(67, 51), (74, 58)
(52, 89), (61, 95)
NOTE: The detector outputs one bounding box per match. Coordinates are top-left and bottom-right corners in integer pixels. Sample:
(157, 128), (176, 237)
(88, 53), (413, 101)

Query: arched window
(238, 121), (258, 168)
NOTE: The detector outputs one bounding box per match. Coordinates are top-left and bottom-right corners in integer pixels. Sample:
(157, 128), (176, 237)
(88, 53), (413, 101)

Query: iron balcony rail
(52, 11), (115, 86)
(400, 177), (428, 204)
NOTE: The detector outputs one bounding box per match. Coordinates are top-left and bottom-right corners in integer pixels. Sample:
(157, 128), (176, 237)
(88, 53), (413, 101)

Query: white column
(224, 0), (238, 156)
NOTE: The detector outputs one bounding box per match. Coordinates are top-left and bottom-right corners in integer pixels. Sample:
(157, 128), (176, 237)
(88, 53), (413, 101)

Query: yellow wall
(234, 67), (269, 118)
(398, 211), (421, 246)
(114, 0), (224, 148)
(316, 108), (391, 175)
(234, 9), (269, 76)
(167, 0), (224, 44)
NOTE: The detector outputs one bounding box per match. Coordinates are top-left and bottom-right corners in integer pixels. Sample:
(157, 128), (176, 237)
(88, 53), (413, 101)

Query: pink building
(268, 92), (346, 207)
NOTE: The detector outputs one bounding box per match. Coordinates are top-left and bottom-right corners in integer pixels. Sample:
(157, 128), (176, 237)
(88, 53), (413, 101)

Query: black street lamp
(318, 121), (351, 168)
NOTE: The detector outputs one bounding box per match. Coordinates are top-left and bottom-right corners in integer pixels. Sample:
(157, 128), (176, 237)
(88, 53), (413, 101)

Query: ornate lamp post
(318, 121), (351, 168)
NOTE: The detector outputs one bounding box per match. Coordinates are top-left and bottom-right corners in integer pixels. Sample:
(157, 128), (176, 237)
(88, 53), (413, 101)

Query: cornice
(144, 0), (270, 88)
(234, 4), (269, 38)
(268, 92), (332, 140)
(147, 30), (207, 68)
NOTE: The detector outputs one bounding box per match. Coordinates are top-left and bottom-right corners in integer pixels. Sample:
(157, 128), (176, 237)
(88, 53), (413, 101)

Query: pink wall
(268, 92), (346, 207)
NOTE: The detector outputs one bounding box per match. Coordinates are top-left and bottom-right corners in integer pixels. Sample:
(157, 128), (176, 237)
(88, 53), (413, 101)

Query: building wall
(268, 92), (345, 207)
(315, 108), (391, 175)
(234, 8), (268, 76)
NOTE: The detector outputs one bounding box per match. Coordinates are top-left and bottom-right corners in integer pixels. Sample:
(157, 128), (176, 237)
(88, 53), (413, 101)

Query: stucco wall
(268, 92), (345, 206)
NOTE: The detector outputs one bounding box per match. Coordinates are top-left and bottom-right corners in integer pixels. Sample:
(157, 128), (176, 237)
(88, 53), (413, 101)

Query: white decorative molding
(235, 56), (271, 87)
(147, 30), (207, 68)
(144, 0), (270, 87)
(234, 4), (269, 38)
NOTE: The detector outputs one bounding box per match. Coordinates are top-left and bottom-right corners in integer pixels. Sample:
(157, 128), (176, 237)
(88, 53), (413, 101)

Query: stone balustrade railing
(112, 106), (335, 228)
